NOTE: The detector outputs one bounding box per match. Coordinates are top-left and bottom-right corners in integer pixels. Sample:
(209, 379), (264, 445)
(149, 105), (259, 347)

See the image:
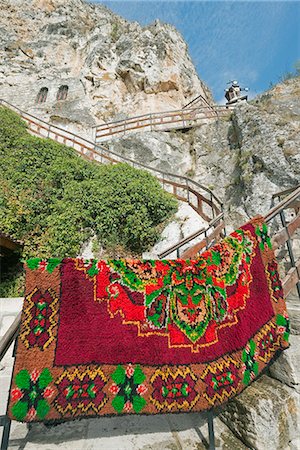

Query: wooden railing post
(186, 179), (190, 204)
(210, 192), (215, 218)
(279, 210), (300, 298)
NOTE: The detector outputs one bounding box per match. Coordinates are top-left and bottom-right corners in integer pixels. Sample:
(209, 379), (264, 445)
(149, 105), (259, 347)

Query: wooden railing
(0, 99), (223, 225)
(94, 103), (233, 142)
(178, 185), (300, 300)
(265, 185), (300, 298)
(158, 213), (225, 259)
(182, 93), (216, 112)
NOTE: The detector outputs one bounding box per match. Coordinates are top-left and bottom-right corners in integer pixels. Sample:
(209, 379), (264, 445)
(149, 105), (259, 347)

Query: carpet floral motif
(241, 340), (259, 385)
(84, 228), (255, 352)
(201, 358), (240, 405)
(150, 367), (199, 411)
(257, 322), (281, 362)
(11, 369), (54, 421)
(55, 368), (107, 416)
(20, 288), (58, 350)
(109, 364), (147, 413)
(9, 217), (290, 422)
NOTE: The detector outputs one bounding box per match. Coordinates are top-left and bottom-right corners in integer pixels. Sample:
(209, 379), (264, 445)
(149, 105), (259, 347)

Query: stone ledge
(220, 375), (300, 450)
(269, 335), (300, 392)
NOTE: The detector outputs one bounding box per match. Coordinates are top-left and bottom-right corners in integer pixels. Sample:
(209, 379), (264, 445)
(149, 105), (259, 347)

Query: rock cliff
(106, 77), (300, 229)
(0, 0), (211, 135)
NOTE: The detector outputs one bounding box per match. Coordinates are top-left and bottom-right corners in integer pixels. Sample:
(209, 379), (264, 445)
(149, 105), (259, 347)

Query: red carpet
(9, 217), (289, 422)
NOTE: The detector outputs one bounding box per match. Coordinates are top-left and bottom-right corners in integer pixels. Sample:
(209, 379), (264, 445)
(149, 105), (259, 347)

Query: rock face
(269, 335), (300, 393)
(0, 0), (211, 134)
(2, 1), (299, 227)
(220, 375), (300, 450)
(106, 77), (300, 228)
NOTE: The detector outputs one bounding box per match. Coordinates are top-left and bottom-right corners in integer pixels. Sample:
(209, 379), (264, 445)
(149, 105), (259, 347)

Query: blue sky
(92, 1), (300, 102)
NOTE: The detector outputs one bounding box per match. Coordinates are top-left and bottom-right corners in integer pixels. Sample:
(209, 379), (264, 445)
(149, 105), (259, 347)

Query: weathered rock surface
(220, 375), (300, 450)
(287, 293), (300, 335)
(145, 202), (208, 258)
(106, 77), (300, 228)
(269, 334), (300, 393)
(0, 0), (211, 129)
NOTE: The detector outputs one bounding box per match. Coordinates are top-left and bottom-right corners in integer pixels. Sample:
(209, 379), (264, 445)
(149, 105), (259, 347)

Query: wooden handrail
(271, 185), (299, 201)
(158, 213), (224, 259)
(180, 220), (225, 259)
(0, 98), (223, 229)
(271, 212), (300, 251)
(177, 185), (300, 261)
(94, 104), (226, 130)
(282, 261), (300, 298)
(0, 312), (21, 362)
(94, 104), (232, 141)
(265, 185), (300, 223)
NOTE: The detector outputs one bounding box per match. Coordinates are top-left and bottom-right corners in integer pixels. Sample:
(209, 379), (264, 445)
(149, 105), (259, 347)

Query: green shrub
(0, 107), (177, 260)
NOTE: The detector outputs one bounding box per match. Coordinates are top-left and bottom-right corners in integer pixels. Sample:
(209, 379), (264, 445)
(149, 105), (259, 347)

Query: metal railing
(178, 185), (300, 300)
(0, 99), (223, 225)
(265, 185), (300, 299)
(182, 93), (213, 109)
(158, 213), (225, 259)
(94, 103), (233, 142)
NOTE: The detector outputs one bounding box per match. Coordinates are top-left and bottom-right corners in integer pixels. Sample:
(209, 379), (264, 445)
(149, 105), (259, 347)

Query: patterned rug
(8, 216), (289, 422)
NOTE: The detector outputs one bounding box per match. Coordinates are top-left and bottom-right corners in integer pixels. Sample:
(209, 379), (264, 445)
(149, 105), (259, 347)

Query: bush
(0, 106), (178, 260)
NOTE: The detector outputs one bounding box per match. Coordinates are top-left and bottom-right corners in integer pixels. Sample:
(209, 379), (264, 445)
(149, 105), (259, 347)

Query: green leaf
(242, 350), (247, 363)
(253, 362), (259, 375)
(112, 395), (125, 413)
(38, 368), (52, 389)
(15, 370), (30, 390)
(283, 331), (290, 342)
(249, 339), (256, 355)
(276, 314), (286, 326)
(87, 261), (99, 277)
(26, 259), (41, 270)
(132, 395), (146, 413)
(133, 365), (146, 385)
(111, 365), (125, 385)
(36, 399), (50, 419)
(243, 371), (251, 385)
(46, 258), (61, 273)
(12, 401), (28, 421)
(212, 251), (221, 265)
(145, 288), (164, 307)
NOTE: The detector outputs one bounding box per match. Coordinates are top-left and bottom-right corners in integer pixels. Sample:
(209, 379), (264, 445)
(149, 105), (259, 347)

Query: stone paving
(0, 298), (249, 450)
